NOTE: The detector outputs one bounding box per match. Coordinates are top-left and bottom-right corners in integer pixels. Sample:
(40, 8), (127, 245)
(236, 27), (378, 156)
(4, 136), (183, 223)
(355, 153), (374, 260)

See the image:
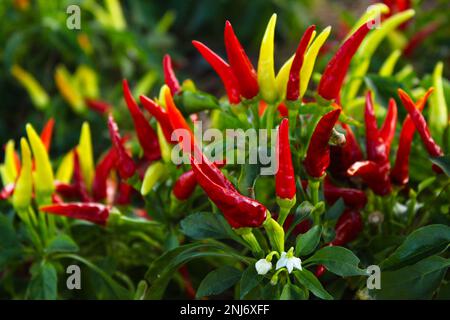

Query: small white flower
(255, 259), (272, 275)
(275, 251), (302, 274)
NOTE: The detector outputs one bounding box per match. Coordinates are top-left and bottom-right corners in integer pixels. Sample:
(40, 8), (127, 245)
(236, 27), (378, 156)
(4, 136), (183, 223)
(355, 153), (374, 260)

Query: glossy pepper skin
(85, 98), (112, 114)
(391, 88), (434, 185)
(107, 115), (136, 179)
(192, 40), (241, 104)
(275, 119), (296, 200)
(317, 22), (373, 101)
(224, 21), (259, 99)
(140, 95), (174, 143)
(303, 108), (341, 178)
(92, 148), (117, 201)
(40, 202), (110, 225)
(163, 54), (181, 95)
(173, 170), (197, 201)
(190, 154), (267, 229)
(286, 25), (316, 101)
(379, 99), (398, 156)
(123, 79), (161, 161)
(398, 89), (443, 158)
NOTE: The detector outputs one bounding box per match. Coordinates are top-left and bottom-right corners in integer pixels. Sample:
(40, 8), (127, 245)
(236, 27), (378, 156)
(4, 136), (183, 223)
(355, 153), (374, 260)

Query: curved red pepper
(275, 118), (296, 200)
(73, 149), (92, 202)
(379, 98), (398, 156)
(116, 181), (132, 205)
(317, 22), (373, 101)
(192, 40), (241, 104)
(303, 108), (341, 178)
(173, 170), (197, 201)
(123, 79), (161, 161)
(365, 91), (388, 164)
(286, 25), (316, 101)
(347, 160), (391, 195)
(190, 155), (266, 229)
(163, 54), (181, 95)
(391, 88), (434, 185)
(40, 118), (55, 152)
(398, 89), (443, 158)
(140, 95), (175, 144)
(107, 115), (136, 179)
(55, 181), (80, 199)
(85, 98), (112, 114)
(40, 202), (110, 225)
(323, 178), (367, 210)
(224, 21), (258, 99)
(92, 148), (117, 201)
(403, 22), (440, 57)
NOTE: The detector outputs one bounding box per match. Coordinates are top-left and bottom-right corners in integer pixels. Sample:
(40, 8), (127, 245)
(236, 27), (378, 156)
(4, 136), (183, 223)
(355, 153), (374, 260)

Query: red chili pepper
(192, 40), (241, 104)
(403, 22), (440, 57)
(347, 160), (392, 195)
(303, 108), (341, 178)
(163, 54), (181, 95)
(40, 202), (110, 225)
(190, 155), (267, 228)
(92, 148), (117, 201)
(85, 98), (112, 114)
(116, 181), (132, 205)
(173, 170), (197, 201)
(224, 21), (258, 99)
(55, 181), (81, 199)
(165, 89), (196, 152)
(398, 89), (443, 158)
(179, 266), (196, 299)
(282, 215), (312, 236)
(275, 118), (296, 200)
(391, 88), (434, 185)
(365, 91), (389, 164)
(140, 95), (175, 144)
(379, 98), (398, 156)
(323, 178), (367, 210)
(107, 115), (136, 179)
(123, 79), (161, 161)
(317, 22), (373, 101)
(286, 25), (316, 101)
(40, 118), (55, 152)
(73, 149), (92, 202)
(329, 122), (363, 179)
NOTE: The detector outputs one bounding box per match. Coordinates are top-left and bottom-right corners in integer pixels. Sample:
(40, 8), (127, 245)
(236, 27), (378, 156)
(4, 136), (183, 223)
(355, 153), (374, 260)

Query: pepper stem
(265, 103), (277, 134)
(263, 213), (285, 253)
(238, 229), (263, 257)
(276, 195), (296, 226)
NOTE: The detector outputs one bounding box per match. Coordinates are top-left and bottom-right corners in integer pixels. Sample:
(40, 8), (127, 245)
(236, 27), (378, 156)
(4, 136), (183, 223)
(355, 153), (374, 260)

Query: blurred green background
(1, 0), (449, 159)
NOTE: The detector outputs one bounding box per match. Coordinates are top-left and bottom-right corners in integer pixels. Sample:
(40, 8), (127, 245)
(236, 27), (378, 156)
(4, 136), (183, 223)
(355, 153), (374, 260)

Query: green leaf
(286, 201), (313, 237)
(45, 234), (79, 254)
(430, 155), (450, 177)
(324, 198), (345, 221)
(196, 266), (242, 298)
(0, 214), (22, 268)
(238, 162), (260, 197)
(180, 212), (242, 243)
(280, 283), (308, 300)
(293, 269), (333, 300)
(371, 256), (450, 299)
(304, 246), (367, 276)
(239, 264), (263, 299)
(295, 225), (322, 256)
(380, 224), (450, 270)
(27, 261), (57, 300)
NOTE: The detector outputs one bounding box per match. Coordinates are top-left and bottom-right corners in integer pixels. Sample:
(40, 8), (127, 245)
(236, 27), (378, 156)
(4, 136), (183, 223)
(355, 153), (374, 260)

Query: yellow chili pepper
(77, 122), (95, 190)
(2, 140), (18, 185)
(258, 14), (278, 103)
(379, 50), (401, 77)
(429, 62), (448, 140)
(55, 151), (74, 184)
(26, 124), (54, 199)
(55, 65), (85, 113)
(11, 65), (49, 110)
(75, 65), (98, 99)
(13, 138), (32, 211)
(141, 162), (168, 195)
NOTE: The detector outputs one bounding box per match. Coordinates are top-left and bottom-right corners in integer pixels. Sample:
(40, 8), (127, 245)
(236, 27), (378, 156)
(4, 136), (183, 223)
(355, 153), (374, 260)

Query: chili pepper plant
(1, 3), (449, 300)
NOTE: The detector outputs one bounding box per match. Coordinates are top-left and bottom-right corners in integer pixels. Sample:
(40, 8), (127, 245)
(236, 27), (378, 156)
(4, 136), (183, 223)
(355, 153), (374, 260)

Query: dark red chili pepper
(123, 79), (161, 162)
(379, 98), (398, 156)
(192, 40), (241, 104)
(85, 98), (112, 114)
(391, 88), (434, 185)
(179, 266), (196, 299)
(224, 21), (258, 99)
(403, 22), (440, 57)
(163, 54), (181, 95)
(40, 202), (110, 225)
(316, 209), (363, 277)
(329, 122), (363, 179)
(73, 149), (92, 202)
(286, 25), (316, 101)
(347, 160), (392, 195)
(107, 115), (136, 179)
(40, 118), (55, 152)
(116, 181), (132, 205)
(303, 108), (341, 178)
(323, 178), (367, 210)
(275, 118), (296, 200)
(173, 170), (197, 201)
(365, 91), (388, 164)
(190, 155), (267, 228)
(92, 148), (117, 201)
(55, 181), (80, 199)
(0, 183), (15, 200)
(140, 95), (175, 144)
(282, 215), (312, 236)
(398, 89), (443, 158)
(317, 22), (373, 101)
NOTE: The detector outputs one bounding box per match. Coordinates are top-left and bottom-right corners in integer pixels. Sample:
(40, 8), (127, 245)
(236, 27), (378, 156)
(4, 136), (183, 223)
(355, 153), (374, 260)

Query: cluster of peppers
(1, 7), (447, 292)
